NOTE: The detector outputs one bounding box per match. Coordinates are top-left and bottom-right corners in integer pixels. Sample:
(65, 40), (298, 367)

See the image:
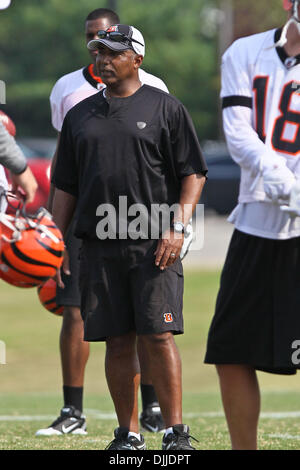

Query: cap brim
(87, 39), (132, 52)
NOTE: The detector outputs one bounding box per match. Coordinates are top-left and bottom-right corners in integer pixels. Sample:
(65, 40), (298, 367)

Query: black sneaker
(35, 406), (87, 436)
(106, 427), (146, 450)
(140, 403), (165, 433)
(162, 424), (198, 450)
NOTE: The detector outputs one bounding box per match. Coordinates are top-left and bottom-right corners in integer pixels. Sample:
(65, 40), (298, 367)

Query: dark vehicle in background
(19, 140), (54, 213)
(5, 140), (53, 214)
(201, 141), (240, 215)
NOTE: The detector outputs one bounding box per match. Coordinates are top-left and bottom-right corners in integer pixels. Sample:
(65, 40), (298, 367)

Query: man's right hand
(55, 248), (70, 288)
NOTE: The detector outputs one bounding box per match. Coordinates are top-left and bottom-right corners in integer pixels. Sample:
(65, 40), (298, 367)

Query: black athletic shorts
(79, 239), (184, 341)
(205, 229), (300, 375)
(56, 219), (81, 308)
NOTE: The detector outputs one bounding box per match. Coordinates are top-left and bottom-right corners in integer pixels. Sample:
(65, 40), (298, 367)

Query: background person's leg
(137, 341), (157, 400)
(35, 305), (88, 437)
(60, 306), (89, 409)
(216, 364), (260, 450)
(56, 223), (87, 408)
(35, 298), (88, 434)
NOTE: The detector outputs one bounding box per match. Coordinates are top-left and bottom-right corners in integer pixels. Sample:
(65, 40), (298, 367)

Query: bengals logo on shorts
(164, 313), (173, 323)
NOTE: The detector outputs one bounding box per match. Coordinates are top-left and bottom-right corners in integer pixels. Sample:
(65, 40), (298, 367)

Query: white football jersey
(222, 28), (300, 239)
(50, 65), (169, 132)
(222, 28), (300, 203)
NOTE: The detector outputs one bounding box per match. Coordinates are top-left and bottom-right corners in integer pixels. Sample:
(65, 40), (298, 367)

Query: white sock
(128, 431), (141, 440)
(164, 426), (174, 437)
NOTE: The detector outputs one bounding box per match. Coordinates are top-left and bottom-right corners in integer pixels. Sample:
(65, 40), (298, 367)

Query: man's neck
(285, 21), (300, 56)
(105, 78), (142, 99)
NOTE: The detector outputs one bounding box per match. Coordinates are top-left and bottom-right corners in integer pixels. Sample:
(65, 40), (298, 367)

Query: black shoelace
(49, 413), (68, 428)
(105, 435), (138, 450)
(169, 431), (199, 449)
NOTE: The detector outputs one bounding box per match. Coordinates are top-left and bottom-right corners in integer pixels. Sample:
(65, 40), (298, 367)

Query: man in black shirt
(52, 24), (207, 450)
(38, 8), (166, 438)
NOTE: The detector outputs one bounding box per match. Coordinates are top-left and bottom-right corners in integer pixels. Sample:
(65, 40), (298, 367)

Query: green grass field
(1, 269), (300, 450)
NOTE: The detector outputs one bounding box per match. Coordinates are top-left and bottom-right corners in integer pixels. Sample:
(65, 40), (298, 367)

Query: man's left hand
(154, 229), (184, 270)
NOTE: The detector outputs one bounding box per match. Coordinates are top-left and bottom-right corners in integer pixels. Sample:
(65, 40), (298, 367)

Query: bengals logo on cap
(164, 313), (173, 323)
(107, 25), (118, 32)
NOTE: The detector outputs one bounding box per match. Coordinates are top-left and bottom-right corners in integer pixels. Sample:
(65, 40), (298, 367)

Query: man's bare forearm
(47, 183), (56, 213)
(174, 173), (206, 225)
(47, 132), (60, 213)
(52, 188), (77, 237)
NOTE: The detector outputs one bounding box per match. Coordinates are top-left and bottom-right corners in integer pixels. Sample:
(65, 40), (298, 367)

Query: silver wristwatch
(172, 221), (185, 234)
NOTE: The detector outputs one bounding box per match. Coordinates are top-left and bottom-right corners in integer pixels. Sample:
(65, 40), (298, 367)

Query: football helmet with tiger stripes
(37, 278), (63, 315)
(0, 194), (64, 288)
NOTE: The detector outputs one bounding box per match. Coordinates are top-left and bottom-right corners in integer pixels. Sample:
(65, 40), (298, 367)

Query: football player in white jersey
(0, 121), (37, 207)
(36, 8), (167, 437)
(205, 0), (300, 449)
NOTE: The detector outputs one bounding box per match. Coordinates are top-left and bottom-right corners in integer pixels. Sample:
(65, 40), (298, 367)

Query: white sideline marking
(184, 411), (300, 419)
(0, 415), (57, 422)
(261, 411), (300, 419)
(267, 434), (300, 440)
(0, 412), (117, 422)
(1, 410), (300, 421)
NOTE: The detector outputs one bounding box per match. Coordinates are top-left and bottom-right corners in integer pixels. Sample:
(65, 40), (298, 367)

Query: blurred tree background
(0, 0), (287, 139)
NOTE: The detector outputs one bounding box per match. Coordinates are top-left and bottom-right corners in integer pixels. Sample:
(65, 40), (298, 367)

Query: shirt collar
(275, 28), (300, 68)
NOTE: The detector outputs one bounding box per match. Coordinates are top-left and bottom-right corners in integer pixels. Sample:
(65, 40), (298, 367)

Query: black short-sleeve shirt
(52, 85), (207, 239)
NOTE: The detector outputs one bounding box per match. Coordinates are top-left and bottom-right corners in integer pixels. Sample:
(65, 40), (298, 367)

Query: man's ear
(283, 0), (293, 11)
(133, 54), (144, 69)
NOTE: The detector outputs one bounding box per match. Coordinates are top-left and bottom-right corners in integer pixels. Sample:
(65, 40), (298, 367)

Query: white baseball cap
(88, 24), (145, 57)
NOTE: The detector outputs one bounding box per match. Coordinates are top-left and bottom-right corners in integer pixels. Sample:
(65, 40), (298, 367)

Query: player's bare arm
(0, 119), (38, 204)
(155, 173), (206, 270)
(52, 188), (76, 287)
(47, 132), (60, 213)
(52, 188), (76, 237)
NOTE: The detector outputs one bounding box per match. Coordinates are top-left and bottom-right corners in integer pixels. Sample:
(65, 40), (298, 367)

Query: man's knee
(216, 364), (255, 379)
(106, 332), (136, 359)
(138, 332), (174, 349)
(62, 306), (82, 325)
